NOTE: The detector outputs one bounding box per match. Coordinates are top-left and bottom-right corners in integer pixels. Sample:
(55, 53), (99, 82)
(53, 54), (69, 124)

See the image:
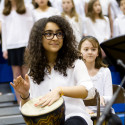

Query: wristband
(20, 93), (30, 100)
(59, 87), (64, 97)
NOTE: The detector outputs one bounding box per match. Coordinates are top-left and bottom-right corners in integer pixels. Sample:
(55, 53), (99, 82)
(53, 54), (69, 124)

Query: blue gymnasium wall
(0, 44), (13, 83)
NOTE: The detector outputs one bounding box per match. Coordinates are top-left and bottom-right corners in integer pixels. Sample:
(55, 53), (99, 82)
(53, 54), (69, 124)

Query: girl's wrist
(58, 87), (64, 97)
(20, 92), (30, 100)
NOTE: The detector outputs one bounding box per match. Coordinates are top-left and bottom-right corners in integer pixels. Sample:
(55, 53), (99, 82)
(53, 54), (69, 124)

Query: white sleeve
(78, 15), (84, 36)
(113, 19), (119, 37)
(83, 17), (88, 35)
(74, 60), (95, 99)
(105, 17), (111, 39)
(103, 68), (113, 104)
(1, 16), (7, 52)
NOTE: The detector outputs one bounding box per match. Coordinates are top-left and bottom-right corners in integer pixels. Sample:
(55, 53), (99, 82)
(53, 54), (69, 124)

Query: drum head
(21, 96), (64, 117)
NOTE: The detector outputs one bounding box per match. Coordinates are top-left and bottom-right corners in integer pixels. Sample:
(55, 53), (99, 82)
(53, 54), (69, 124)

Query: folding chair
(84, 89), (100, 125)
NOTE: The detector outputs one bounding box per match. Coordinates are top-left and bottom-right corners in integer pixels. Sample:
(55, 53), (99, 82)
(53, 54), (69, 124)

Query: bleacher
(0, 44), (26, 125)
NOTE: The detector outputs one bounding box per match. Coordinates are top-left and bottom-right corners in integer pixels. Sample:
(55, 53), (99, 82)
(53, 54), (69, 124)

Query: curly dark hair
(25, 16), (81, 84)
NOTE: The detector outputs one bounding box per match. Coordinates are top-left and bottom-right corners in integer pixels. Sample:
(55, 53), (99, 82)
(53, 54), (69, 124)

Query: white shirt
(88, 67), (113, 112)
(29, 59), (95, 125)
(84, 16), (111, 44)
(73, 0), (86, 19)
(50, 0), (86, 21)
(1, 8), (34, 52)
(50, 0), (63, 12)
(64, 15), (83, 43)
(99, 0), (111, 16)
(32, 7), (61, 22)
(0, 0), (4, 13)
(113, 15), (125, 37)
(110, 0), (123, 21)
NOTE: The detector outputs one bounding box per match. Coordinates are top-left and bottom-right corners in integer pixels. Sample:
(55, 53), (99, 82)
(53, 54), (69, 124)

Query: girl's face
(120, 0), (125, 15)
(35, 0), (48, 7)
(42, 22), (63, 55)
(80, 40), (98, 63)
(93, 0), (101, 14)
(62, 0), (73, 13)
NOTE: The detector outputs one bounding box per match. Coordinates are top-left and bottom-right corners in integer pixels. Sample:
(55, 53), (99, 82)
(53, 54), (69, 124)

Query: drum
(90, 113), (107, 125)
(21, 97), (65, 125)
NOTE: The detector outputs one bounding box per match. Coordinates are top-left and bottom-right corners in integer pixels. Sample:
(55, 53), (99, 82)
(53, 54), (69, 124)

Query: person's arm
(59, 85), (88, 99)
(10, 75), (30, 106)
(35, 60), (95, 107)
(0, 21), (1, 34)
(108, 3), (113, 38)
(103, 68), (113, 104)
(105, 17), (111, 40)
(113, 19), (119, 37)
(84, 2), (88, 16)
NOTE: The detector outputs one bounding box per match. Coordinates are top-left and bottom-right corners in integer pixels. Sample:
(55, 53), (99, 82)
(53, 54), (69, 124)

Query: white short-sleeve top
(1, 7), (34, 51)
(113, 15), (125, 37)
(29, 59), (95, 125)
(32, 7), (61, 22)
(63, 15), (83, 43)
(84, 16), (111, 44)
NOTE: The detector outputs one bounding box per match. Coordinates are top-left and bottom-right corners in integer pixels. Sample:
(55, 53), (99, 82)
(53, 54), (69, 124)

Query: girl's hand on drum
(10, 74), (30, 97)
(35, 88), (61, 107)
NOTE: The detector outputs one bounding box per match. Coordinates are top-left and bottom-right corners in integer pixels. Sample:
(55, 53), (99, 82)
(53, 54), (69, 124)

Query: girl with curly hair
(11, 16), (95, 125)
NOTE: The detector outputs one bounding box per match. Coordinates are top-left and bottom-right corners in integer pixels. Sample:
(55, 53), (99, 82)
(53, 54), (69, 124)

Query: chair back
(84, 89), (100, 119)
(113, 84), (125, 104)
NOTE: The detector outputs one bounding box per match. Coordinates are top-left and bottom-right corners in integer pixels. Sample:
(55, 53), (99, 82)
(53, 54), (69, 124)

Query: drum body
(21, 97), (65, 125)
(90, 113), (108, 125)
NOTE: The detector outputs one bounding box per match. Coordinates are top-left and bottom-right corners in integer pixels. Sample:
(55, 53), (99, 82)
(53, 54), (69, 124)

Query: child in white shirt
(1, 0), (33, 103)
(62, 0), (84, 43)
(32, 0), (60, 22)
(113, 0), (125, 37)
(84, 0), (111, 44)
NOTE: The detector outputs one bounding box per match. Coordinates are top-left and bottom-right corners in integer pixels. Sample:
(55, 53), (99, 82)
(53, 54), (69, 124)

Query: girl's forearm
(59, 85), (88, 99)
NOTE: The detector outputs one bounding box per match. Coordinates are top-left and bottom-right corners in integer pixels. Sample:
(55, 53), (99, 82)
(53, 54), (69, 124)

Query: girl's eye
(57, 32), (63, 36)
(84, 49), (88, 51)
(45, 33), (52, 37)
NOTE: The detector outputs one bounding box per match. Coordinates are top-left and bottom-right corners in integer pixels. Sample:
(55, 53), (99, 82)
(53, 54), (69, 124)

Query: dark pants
(65, 116), (88, 125)
(107, 113), (123, 125)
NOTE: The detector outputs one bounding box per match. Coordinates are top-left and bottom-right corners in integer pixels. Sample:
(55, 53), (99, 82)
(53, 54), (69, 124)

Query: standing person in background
(99, 0), (113, 37)
(1, 0), (33, 104)
(11, 16), (95, 125)
(73, 0), (86, 21)
(49, 0), (63, 12)
(83, 0), (111, 45)
(78, 36), (122, 125)
(113, 0), (125, 37)
(110, 0), (123, 21)
(62, 0), (84, 43)
(85, 0), (113, 37)
(32, 0), (60, 22)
